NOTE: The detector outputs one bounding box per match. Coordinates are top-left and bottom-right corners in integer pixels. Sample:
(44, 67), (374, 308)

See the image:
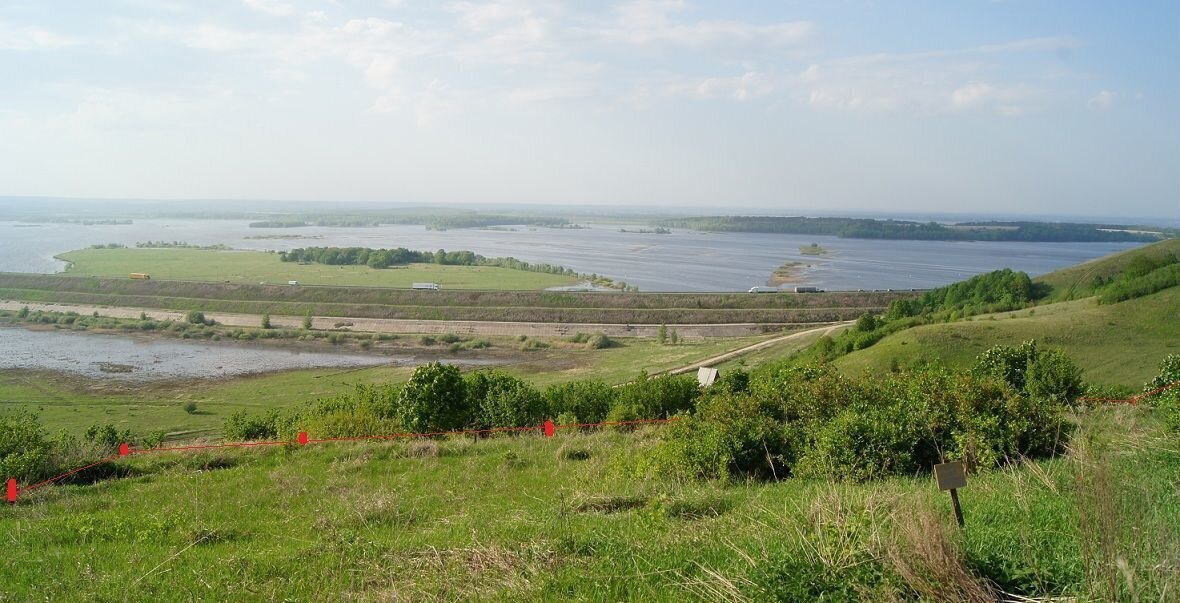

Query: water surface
(0, 219), (1140, 291)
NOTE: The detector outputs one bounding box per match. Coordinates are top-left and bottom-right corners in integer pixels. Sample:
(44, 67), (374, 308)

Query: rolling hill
(835, 239), (1180, 386)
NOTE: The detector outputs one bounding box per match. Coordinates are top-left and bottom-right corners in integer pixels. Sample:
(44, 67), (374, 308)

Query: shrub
(1144, 354), (1180, 434)
(615, 373), (699, 419)
(464, 371), (546, 429)
(396, 362), (467, 432)
(975, 340), (1084, 405)
(0, 413), (52, 482)
(710, 369), (750, 395)
(185, 310), (209, 325)
(261, 313), (272, 329)
(855, 312), (880, 332)
(587, 333), (614, 349)
(1025, 349), (1084, 405)
(222, 410), (281, 441)
(639, 394), (785, 480)
(183, 401), (198, 414)
(545, 380), (617, 424)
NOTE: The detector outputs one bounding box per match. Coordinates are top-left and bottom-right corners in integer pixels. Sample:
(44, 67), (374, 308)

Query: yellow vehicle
(129, 273), (151, 280)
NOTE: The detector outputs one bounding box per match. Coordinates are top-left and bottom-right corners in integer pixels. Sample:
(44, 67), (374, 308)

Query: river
(1, 219), (1140, 292)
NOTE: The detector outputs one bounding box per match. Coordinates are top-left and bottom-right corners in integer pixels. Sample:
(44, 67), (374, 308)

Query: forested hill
(655, 216), (1168, 242)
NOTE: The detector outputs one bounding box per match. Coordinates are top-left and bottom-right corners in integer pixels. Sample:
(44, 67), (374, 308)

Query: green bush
(1144, 354), (1180, 434)
(639, 394), (785, 480)
(645, 362), (1070, 482)
(84, 423), (131, 451)
(0, 413), (53, 482)
(183, 401), (198, 414)
(615, 373), (699, 419)
(545, 380), (617, 424)
(464, 371), (546, 429)
(222, 410), (281, 441)
(396, 362), (467, 433)
(975, 340), (1084, 405)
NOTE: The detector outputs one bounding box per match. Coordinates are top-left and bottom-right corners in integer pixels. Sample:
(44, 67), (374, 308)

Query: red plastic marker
(298, 431), (309, 445)
(118, 443), (130, 457)
(6, 478), (16, 504)
(543, 420), (555, 438)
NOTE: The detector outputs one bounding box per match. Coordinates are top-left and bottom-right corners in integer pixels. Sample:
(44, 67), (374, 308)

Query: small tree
(657, 324), (668, 345)
(669, 329), (679, 345)
(261, 313), (272, 329)
(855, 313), (879, 332)
(186, 310), (207, 325)
(302, 311), (313, 330)
(396, 362), (468, 432)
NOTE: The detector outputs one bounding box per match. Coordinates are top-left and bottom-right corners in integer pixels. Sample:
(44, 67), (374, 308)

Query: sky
(0, 1), (1177, 219)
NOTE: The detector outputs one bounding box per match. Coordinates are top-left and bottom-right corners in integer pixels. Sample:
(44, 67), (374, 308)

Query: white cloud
(950, 81), (1035, 115)
(1089, 89), (1115, 109)
(241, 0), (294, 18)
(695, 72), (772, 101)
(951, 82), (995, 107)
(598, 0), (812, 48)
(0, 22), (77, 50)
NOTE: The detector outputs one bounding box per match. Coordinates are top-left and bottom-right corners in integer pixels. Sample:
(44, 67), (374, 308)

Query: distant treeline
(655, 216), (1163, 242)
(25, 218), (132, 225)
(248, 213), (569, 230)
(136, 241), (231, 250)
(248, 220), (309, 228)
(279, 246), (634, 290)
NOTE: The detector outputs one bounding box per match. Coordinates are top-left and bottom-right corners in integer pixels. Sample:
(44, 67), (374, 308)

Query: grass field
(59, 248), (579, 290)
(0, 334), (772, 437)
(1, 407), (1175, 601)
(834, 287), (1180, 386)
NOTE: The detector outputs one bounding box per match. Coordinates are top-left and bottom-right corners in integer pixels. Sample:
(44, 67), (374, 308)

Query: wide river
(0, 327), (494, 380)
(1, 219), (1139, 292)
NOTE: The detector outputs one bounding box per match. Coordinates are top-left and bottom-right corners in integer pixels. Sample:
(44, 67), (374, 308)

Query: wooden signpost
(934, 460), (967, 528)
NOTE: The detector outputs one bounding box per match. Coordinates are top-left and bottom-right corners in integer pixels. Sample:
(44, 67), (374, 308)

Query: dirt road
(662, 321), (851, 375)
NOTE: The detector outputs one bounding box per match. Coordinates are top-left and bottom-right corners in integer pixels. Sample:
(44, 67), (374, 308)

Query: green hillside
(3, 408), (1176, 601)
(1034, 238), (1180, 301)
(835, 286), (1180, 386)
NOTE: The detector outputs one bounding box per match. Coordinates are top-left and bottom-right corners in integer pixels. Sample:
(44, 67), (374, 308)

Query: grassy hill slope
(834, 287), (1180, 386)
(1034, 238), (1180, 301)
(3, 409), (1176, 601)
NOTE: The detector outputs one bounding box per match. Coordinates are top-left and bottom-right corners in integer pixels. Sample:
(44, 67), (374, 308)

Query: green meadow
(59, 247), (579, 290)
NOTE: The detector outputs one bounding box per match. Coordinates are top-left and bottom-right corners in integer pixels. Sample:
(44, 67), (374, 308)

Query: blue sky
(1, 1), (1176, 219)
